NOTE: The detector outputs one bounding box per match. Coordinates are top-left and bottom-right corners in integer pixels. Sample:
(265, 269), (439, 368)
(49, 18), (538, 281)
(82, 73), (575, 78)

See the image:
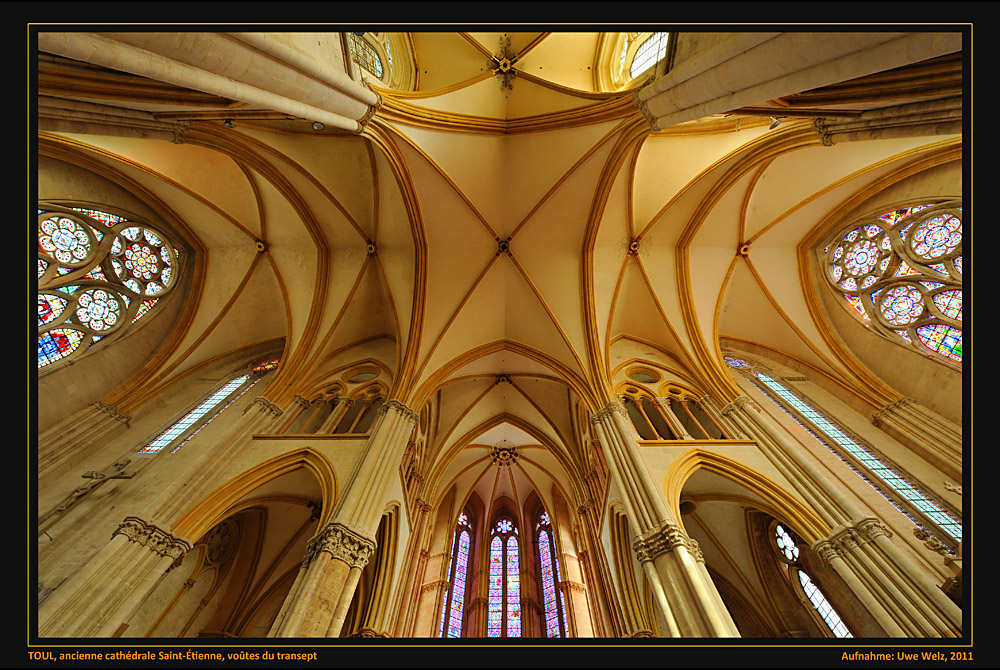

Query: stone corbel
(245, 396), (282, 418)
(376, 399), (420, 425)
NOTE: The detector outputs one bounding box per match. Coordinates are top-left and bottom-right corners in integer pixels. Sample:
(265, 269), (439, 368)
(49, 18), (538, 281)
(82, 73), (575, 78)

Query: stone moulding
(112, 516), (192, 570)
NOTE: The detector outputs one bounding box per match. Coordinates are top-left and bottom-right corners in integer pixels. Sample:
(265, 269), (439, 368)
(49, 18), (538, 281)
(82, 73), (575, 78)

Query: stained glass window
(725, 357), (962, 549)
(137, 360), (278, 454)
(487, 516), (521, 637)
(773, 525), (852, 638)
(823, 201), (963, 363)
(630, 32), (670, 79)
(438, 511), (472, 638)
(537, 511), (567, 637)
(347, 33), (384, 78)
(38, 205), (181, 369)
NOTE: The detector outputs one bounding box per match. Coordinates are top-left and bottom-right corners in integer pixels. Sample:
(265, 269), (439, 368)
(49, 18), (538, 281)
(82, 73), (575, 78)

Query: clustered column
(38, 516), (191, 637)
(722, 394), (962, 637)
(590, 400), (738, 637)
(269, 399), (419, 638)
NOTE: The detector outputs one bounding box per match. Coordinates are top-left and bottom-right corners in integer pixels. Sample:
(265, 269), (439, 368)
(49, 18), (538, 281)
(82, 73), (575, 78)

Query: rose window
(822, 200), (962, 363)
(37, 205), (182, 369)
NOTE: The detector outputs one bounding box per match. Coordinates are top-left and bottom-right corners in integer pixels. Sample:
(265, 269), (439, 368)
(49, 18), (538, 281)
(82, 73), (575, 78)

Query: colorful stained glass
(446, 529), (471, 637)
(724, 356), (752, 369)
(488, 535), (504, 637)
(954, 256), (962, 275)
(539, 529), (561, 637)
(843, 294), (869, 320)
(75, 289), (121, 332)
(753, 373), (961, 542)
(915, 323), (962, 362)
(39, 216), (91, 265)
(879, 285), (924, 326)
(911, 215), (961, 260)
(38, 294), (67, 327)
(252, 358), (281, 372)
(506, 537), (521, 637)
(799, 571), (853, 637)
(844, 239), (880, 276)
(139, 375), (251, 453)
(893, 260), (920, 277)
(132, 299), (157, 324)
(878, 204), (932, 225)
(73, 207), (126, 227)
(38, 258), (48, 278)
(38, 328), (85, 367)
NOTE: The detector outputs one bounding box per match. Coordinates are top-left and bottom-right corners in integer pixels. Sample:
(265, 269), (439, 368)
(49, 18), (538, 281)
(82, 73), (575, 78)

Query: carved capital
(305, 522), (376, 570)
(246, 396), (282, 418)
(420, 579), (449, 594)
(112, 516), (192, 569)
(577, 499), (594, 516)
(722, 395), (761, 418)
(853, 517), (892, 543)
(633, 521), (703, 563)
(813, 540), (842, 569)
(913, 527), (952, 557)
(632, 89), (658, 131)
(377, 399), (419, 425)
(95, 400), (131, 427)
(631, 629), (654, 638)
(559, 580), (587, 594)
(590, 400), (627, 426)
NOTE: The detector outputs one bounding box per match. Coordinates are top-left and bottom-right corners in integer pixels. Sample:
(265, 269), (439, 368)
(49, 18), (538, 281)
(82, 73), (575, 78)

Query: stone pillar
(318, 397), (351, 433)
(872, 397), (961, 481)
(391, 500), (433, 637)
(38, 516), (191, 637)
(558, 580), (591, 637)
(271, 400), (418, 637)
(654, 398), (692, 439)
(38, 400), (131, 480)
(590, 401), (738, 637)
(574, 502), (611, 637)
(723, 395), (962, 637)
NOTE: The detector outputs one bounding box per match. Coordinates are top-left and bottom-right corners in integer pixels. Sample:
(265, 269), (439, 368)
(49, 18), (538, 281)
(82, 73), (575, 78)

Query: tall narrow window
(774, 524), (853, 638)
(138, 359), (279, 454)
(438, 511), (472, 638)
(488, 517), (521, 637)
(38, 205), (182, 369)
(537, 511), (568, 637)
(725, 356), (961, 549)
(629, 32), (670, 79)
(347, 33), (384, 78)
(822, 201), (963, 363)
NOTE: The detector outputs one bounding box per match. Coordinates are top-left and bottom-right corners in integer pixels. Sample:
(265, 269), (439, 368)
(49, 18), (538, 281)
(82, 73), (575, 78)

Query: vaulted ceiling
(37, 30), (963, 516)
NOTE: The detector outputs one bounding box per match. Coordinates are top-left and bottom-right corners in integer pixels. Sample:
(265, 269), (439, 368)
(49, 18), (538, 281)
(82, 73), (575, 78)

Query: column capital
(722, 395), (760, 418)
(376, 398), (419, 424)
(112, 516), (192, 569)
(95, 400), (131, 427)
(590, 400), (627, 425)
(245, 396), (283, 418)
(304, 522), (376, 570)
(816, 518), (893, 566)
(633, 521), (704, 563)
(420, 579), (449, 594)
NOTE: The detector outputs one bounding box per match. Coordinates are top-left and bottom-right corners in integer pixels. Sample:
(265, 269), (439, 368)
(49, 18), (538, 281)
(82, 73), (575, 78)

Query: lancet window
(138, 359), (279, 454)
(536, 511), (568, 637)
(822, 201), (963, 363)
(629, 32), (670, 79)
(38, 205), (182, 370)
(438, 511), (473, 638)
(773, 523), (852, 638)
(487, 516), (521, 637)
(347, 32), (384, 78)
(724, 356), (962, 550)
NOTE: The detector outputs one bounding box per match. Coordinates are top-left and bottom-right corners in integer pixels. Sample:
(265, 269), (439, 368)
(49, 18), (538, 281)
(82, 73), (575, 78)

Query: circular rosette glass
(108, 224), (177, 297)
(38, 215), (95, 267)
(74, 288), (123, 333)
(828, 224), (891, 291)
(908, 212), (961, 261)
(878, 284), (925, 326)
(774, 525), (800, 562)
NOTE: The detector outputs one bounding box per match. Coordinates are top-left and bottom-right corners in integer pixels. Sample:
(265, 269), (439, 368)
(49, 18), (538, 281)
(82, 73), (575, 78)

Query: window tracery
(38, 205), (181, 370)
(138, 359), (279, 454)
(438, 510), (472, 638)
(488, 516), (521, 637)
(347, 32), (384, 79)
(629, 32), (670, 79)
(822, 201), (963, 363)
(724, 356), (961, 550)
(772, 523), (852, 638)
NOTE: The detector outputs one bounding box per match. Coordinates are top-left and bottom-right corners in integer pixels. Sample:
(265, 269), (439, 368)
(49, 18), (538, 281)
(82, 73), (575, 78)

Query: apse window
(488, 517), (522, 637)
(438, 511), (472, 638)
